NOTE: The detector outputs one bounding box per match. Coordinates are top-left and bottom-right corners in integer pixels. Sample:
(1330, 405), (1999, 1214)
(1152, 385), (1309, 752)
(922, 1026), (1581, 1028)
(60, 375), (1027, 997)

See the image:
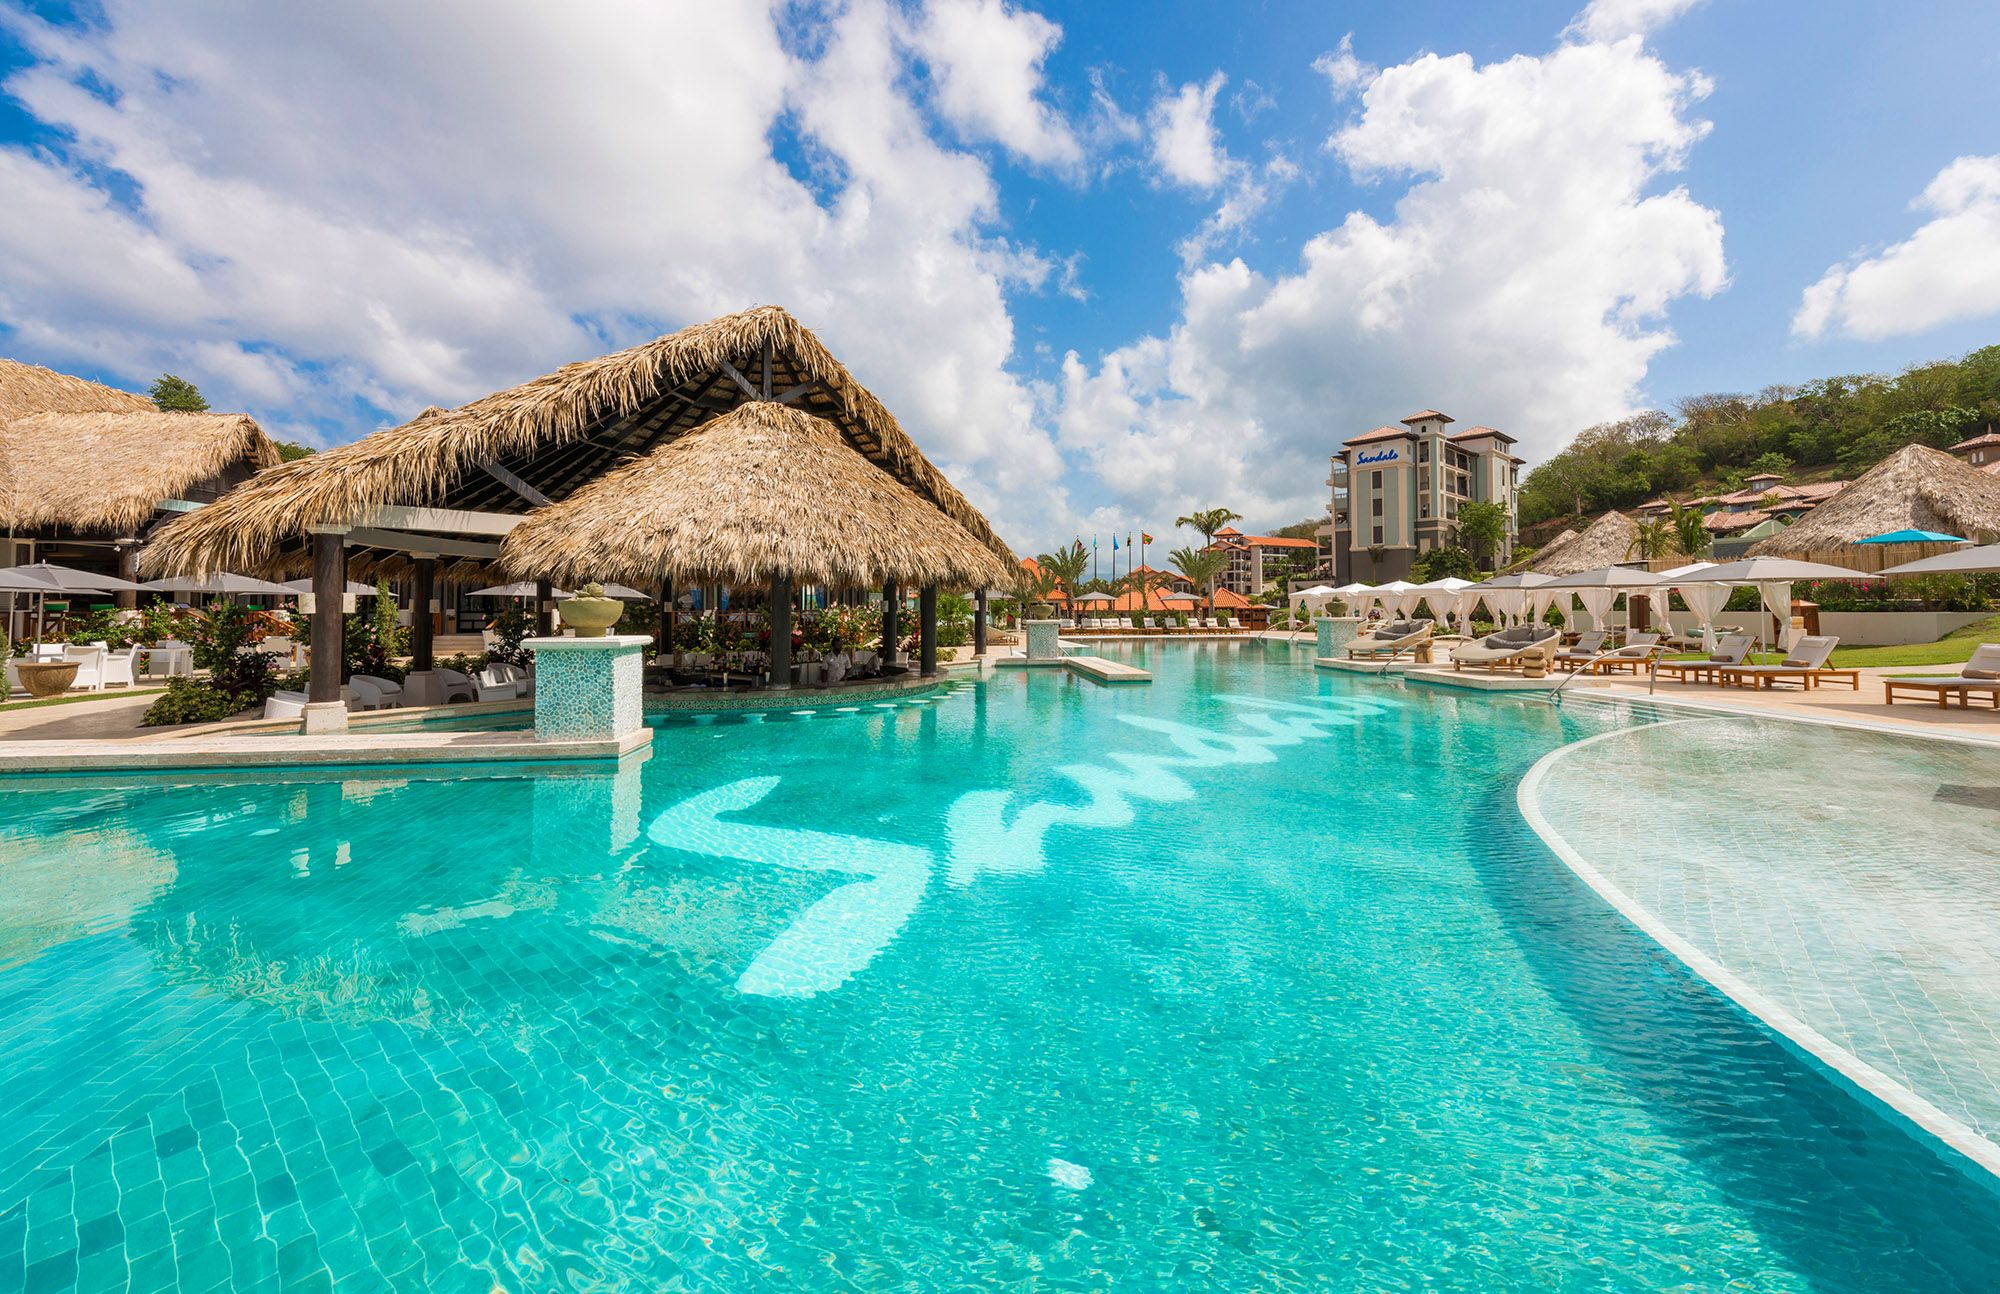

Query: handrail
(1546, 644), (1662, 703)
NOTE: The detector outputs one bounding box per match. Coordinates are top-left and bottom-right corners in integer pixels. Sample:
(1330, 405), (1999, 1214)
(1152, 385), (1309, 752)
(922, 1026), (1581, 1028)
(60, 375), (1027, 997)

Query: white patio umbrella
(469, 582), (573, 598)
(1540, 566), (1664, 635)
(278, 577), (379, 596)
(140, 573), (294, 596)
(1879, 543), (2000, 576)
(1687, 557), (1877, 652)
(0, 562), (144, 645)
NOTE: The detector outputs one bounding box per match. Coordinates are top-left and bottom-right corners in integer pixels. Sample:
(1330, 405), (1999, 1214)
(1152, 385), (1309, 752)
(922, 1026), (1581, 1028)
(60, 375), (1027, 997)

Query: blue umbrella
(1854, 528), (1967, 544)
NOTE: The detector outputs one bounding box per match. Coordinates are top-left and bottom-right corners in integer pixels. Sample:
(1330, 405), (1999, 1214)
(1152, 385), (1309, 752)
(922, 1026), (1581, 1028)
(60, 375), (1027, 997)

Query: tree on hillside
(149, 373), (208, 412)
(1274, 518), (1322, 540)
(1454, 501), (1510, 570)
(1412, 545), (1479, 582)
(274, 441), (315, 461)
(1168, 546), (1228, 619)
(1175, 507), (1242, 545)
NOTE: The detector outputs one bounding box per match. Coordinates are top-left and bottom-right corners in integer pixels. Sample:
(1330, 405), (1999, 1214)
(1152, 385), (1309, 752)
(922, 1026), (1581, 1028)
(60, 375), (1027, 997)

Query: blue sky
(2, 0), (1998, 552)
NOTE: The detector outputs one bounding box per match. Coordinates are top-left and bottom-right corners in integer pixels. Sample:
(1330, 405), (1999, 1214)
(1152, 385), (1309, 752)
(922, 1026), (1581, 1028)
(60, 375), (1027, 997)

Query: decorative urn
(556, 582), (625, 638)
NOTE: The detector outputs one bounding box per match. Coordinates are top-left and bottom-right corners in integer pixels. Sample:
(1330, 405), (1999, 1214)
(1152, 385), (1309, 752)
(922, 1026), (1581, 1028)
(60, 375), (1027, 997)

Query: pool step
(993, 654), (1153, 684)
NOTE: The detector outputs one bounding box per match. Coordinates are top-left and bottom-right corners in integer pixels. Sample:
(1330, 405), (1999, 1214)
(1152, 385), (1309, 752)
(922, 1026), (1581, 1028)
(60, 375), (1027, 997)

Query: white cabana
(1655, 561), (1721, 648)
(1288, 584), (1339, 616)
(1366, 579), (1421, 619)
(1686, 557), (1876, 651)
(1410, 577), (1476, 631)
(1540, 566), (1664, 634)
(1472, 572), (1554, 628)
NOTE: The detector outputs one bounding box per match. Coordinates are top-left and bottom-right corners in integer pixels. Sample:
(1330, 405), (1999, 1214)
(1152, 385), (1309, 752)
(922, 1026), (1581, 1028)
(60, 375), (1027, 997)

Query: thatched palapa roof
(0, 358), (279, 533)
(1524, 511), (1639, 576)
(497, 403), (1013, 591)
(143, 305), (1014, 580)
(1749, 444), (2000, 555)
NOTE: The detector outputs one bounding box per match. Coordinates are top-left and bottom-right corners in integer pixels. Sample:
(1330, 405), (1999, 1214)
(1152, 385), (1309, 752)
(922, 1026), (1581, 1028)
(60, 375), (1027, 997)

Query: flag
(1142, 532), (1154, 544)
(1111, 534), (1118, 551)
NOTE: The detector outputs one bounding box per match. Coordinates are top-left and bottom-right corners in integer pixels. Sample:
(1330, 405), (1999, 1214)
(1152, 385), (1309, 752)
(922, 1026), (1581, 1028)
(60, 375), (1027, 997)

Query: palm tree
(1169, 546), (1228, 620)
(1175, 507), (1242, 545)
(1626, 517), (1676, 561)
(1667, 499), (1711, 558)
(1037, 541), (1090, 625)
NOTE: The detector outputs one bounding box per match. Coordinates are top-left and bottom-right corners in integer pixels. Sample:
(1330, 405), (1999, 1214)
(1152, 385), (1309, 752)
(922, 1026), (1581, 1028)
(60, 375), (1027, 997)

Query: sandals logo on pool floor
(645, 693), (1389, 997)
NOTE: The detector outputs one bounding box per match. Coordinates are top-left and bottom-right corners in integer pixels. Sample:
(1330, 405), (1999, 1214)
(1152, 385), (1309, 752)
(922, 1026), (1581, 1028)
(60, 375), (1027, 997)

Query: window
(1371, 496), (1383, 517)
(1418, 441), (1430, 463)
(1371, 525), (1384, 545)
(1371, 470), (1382, 489)
(1419, 496), (1430, 519)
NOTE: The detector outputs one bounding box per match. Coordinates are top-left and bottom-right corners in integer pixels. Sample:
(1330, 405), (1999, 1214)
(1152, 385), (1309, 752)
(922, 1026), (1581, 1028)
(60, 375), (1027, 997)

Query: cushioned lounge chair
(1552, 630), (1610, 667)
(1450, 625), (1560, 676)
(1653, 633), (1754, 685)
(1591, 631), (1662, 675)
(1345, 619), (1434, 662)
(1717, 635), (1857, 690)
(1882, 644), (2000, 710)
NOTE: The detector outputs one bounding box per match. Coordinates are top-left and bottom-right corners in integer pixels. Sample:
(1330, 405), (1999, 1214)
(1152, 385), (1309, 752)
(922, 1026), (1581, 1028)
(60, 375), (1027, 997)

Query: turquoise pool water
(3, 640), (1998, 1291)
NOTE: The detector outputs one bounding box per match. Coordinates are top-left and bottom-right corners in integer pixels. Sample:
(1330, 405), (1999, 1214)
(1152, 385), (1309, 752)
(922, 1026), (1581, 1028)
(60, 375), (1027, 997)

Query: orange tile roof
(1448, 425), (1515, 443)
(1951, 431), (2000, 452)
(1401, 408), (1454, 424)
(1212, 526), (1243, 536)
(1345, 425), (1411, 445)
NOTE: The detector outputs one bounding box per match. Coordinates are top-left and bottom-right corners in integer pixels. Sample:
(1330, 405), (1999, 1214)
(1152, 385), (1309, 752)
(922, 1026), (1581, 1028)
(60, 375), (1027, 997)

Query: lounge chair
(475, 666), (521, 701)
(1591, 632), (1662, 675)
(1450, 625), (1560, 676)
(1717, 635), (1857, 691)
(1552, 630), (1610, 667)
(1345, 619), (1434, 662)
(435, 668), (479, 703)
(350, 673), (405, 707)
(1653, 633), (1754, 685)
(263, 690), (309, 721)
(1882, 644), (2000, 710)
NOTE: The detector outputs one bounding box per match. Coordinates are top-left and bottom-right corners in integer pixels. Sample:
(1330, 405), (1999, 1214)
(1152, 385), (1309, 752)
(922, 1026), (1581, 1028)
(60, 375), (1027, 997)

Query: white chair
(350, 674), (404, 708)
(823, 653), (849, 684)
(435, 668), (478, 703)
(32, 643), (64, 662)
(261, 636), (295, 666)
(146, 639), (194, 679)
(62, 645), (105, 691)
(101, 648), (138, 688)
(474, 667), (521, 702)
(263, 690), (309, 721)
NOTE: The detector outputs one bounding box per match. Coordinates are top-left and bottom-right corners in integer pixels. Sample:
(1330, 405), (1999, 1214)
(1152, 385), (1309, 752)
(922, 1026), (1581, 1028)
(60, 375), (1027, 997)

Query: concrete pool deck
(0, 726), (653, 773)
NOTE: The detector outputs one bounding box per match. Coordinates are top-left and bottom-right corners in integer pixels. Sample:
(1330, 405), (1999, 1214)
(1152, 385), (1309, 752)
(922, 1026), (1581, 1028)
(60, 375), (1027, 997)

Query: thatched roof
(0, 359), (279, 533)
(1524, 511), (1639, 576)
(0, 356), (152, 421)
(0, 410), (278, 533)
(497, 403), (1014, 591)
(144, 305), (1013, 578)
(1749, 444), (2000, 555)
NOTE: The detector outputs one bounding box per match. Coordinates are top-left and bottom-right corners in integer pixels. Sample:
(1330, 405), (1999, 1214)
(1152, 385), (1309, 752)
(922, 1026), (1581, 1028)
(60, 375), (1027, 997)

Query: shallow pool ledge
(0, 727), (652, 774)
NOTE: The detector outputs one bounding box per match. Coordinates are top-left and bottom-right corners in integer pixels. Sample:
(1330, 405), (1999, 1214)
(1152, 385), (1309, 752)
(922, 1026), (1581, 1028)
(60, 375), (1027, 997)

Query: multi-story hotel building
(1206, 527), (1320, 596)
(1324, 409), (1522, 582)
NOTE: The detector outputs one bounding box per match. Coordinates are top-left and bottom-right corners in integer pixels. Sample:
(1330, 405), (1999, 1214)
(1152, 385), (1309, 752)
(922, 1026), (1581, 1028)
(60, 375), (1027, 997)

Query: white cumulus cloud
(1147, 72), (1231, 190)
(1567, 0), (1704, 43)
(1057, 32), (1726, 533)
(910, 0), (1082, 170)
(1793, 154), (2000, 342)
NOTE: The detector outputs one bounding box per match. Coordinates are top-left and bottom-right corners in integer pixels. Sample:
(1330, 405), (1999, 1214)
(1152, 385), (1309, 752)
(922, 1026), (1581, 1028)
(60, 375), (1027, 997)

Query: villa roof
(1704, 508), (1772, 533)
(1950, 430), (2000, 453)
(1750, 444), (2000, 555)
(1448, 425), (1515, 443)
(1401, 409), (1453, 424)
(0, 357), (278, 534)
(144, 305), (1013, 579)
(496, 402), (1013, 591)
(1212, 526), (1242, 536)
(1345, 425), (1411, 446)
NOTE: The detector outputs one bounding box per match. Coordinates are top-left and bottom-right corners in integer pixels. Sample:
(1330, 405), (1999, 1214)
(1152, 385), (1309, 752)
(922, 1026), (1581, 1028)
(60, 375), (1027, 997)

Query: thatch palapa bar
(143, 305), (1017, 725)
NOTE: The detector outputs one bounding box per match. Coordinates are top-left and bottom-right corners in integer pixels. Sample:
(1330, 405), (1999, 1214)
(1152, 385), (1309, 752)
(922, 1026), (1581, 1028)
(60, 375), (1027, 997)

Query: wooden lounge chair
(1450, 626), (1559, 676)
(1654, 633), (1754, 685)
(1882, 644), (2000, 710)
(1346, 619), (1434, 663)
(1591, 632), (1661, 675)
(1552, 630), (1610, 668)
(1717, 635), (1857, 691)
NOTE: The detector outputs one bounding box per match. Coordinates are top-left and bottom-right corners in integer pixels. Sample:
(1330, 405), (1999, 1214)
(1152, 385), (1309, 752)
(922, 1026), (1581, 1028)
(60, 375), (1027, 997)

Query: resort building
(1949, 428), (2000, 475)
(0, 357), (277, 632)
(1204, 527), (1320, 596)
(1326, 409), (1522, 581)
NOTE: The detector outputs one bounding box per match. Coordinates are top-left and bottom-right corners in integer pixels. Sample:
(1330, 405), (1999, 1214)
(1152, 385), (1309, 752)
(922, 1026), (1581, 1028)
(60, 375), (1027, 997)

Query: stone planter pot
(556, 583), (625, 638)
(15, 661), (79, 698)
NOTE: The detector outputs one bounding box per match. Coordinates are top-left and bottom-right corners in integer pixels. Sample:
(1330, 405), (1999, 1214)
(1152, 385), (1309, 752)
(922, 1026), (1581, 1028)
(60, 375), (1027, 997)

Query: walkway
(1522, 712), (2000, 1178)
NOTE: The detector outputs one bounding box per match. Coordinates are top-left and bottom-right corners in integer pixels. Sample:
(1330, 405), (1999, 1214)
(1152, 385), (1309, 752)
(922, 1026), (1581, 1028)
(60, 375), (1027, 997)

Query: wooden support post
(309, 531), (345, 704)
(973, 588), (988, 657)
(919, 584), (938, 678)
(411, 558), (436, 672)
(659, 578), (675, 658)
(536, 578), (556, 637)
(767, 577), (791, 690)
(882, 580), (900, 663)
(116, 543), (140, 611)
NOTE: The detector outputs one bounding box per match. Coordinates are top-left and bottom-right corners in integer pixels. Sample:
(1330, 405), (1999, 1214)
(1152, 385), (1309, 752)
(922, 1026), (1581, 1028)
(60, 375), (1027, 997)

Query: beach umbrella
(1073, 591), (1115, 602)
(1, 561), (144, 592)
(1686, 557), (1878, 651)
(140, 573), (294, 596)
(1540, 565), (1662, 634)
(1878, 542), (2000, 576)
(470, 582), (573, 599)
(1855, 528), (1967, 545)
(279, 577), (378, 596)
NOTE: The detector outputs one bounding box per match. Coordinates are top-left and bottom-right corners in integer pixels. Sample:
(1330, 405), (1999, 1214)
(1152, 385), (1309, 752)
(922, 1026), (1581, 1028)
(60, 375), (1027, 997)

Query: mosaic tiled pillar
(1025, 619), (1061, 659)
(523, 635), (651, 742)
(1316, 617), (1361, 657)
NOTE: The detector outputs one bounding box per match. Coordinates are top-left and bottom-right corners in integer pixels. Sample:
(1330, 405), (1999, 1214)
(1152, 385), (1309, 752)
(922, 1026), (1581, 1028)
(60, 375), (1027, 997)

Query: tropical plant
(1454, 500), (1510, 569)
(1168, 546), (1228, 618)
(148, 373), (209, 412)
(1667, 499), (1710, 558)
(1017, 562), (1060, 617)
(1175, 507), (1242, 545)
(1412, 545), (1479, 582)
(1036, 541), (1090, 622)
(1626, 516), (1677, 561)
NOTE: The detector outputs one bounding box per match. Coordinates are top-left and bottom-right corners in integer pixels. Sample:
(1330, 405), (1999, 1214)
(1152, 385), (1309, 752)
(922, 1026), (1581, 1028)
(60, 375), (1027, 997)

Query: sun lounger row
(1070, 616), (1245, 632)
(1883, 644), (2000, 709)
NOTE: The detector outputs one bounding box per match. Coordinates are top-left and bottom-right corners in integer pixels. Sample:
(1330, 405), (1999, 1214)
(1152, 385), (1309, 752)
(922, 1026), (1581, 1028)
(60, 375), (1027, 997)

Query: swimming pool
(3, 640), (1997, 1290)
